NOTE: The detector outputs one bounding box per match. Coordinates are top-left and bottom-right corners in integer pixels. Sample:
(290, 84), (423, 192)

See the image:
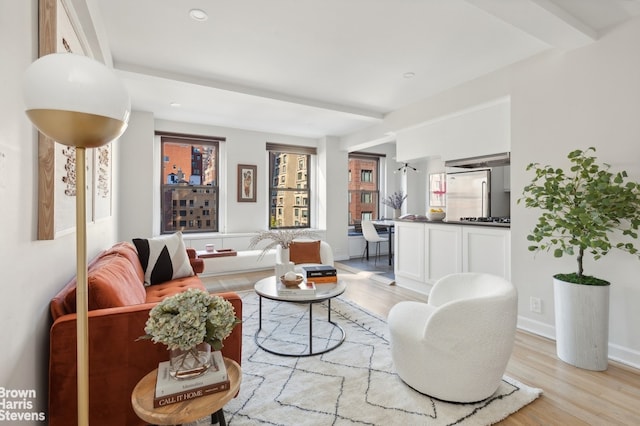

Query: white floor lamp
(23, 53), (130, 426)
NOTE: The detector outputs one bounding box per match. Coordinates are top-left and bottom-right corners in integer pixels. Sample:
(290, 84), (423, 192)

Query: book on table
(302, 265), (337, 279)
(277, 281), (316, 297)
(154, 350), (229, 408)
(307, 275), (338, 284)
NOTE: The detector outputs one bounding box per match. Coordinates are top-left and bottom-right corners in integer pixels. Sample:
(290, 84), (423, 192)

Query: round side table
(131, 357), (241, 426)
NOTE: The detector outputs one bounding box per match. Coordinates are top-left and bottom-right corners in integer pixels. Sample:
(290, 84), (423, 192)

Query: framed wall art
(237, 164), (257, 202)
(93, 144), (112, 221)
(429, 172), (446, 207)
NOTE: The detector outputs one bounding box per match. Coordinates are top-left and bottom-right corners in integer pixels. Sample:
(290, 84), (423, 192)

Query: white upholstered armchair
(276, 240), (334, 271)
(388, 272), (518, 402)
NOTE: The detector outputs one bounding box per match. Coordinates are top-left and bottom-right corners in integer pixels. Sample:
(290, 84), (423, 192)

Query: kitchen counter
(394, 220), (511, 295)
(394, 218), (510, 228)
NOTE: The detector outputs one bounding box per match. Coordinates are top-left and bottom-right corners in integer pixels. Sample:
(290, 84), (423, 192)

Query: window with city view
(160, 133), (222, 234)
(267, 143), (314, 229)
(348, 153), (381, 226)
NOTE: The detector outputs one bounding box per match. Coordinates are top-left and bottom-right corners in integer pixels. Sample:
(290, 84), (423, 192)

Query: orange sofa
(48, 242), (242, 426)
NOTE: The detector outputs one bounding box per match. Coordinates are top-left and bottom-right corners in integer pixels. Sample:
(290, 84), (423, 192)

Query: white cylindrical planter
(553, 277), (610, 371)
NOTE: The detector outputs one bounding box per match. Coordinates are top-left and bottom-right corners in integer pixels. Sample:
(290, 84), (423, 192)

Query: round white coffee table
(254, 276), (346, 357)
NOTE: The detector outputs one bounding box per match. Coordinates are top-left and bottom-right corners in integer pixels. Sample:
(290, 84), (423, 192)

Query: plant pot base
(554, 277), (610, 371)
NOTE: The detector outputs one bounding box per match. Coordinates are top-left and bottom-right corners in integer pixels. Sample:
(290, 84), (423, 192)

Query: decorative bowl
(427, 211), (446, 221)
(280, 275), (304, 287)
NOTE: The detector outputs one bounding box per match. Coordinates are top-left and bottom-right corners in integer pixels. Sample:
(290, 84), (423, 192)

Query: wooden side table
(131, 357), (241, 426)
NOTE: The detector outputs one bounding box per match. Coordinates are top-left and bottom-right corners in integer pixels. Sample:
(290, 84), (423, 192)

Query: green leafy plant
(519, 147), (640, 285)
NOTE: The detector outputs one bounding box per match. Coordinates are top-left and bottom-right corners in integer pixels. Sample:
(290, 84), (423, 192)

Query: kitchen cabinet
(425, 224), (462, 283)
(395, 221), (426, 283)
(394, 221), (510, 294)
(462, 226), (510, 280)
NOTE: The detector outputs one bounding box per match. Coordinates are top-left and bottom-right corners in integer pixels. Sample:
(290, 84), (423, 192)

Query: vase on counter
(169, 342), (212, 380)
(394, 209), (401, 219)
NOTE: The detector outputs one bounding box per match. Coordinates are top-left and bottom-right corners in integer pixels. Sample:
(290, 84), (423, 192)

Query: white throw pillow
(132, 231), (194, 286)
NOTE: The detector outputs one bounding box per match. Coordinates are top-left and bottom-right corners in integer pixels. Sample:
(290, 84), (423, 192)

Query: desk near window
(370, 220), (395, 266)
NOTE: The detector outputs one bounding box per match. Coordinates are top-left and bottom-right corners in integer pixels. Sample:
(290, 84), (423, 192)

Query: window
(267, 142), (316, 229)
(348, 153), (382, 225)
(159, 132), (223, 234)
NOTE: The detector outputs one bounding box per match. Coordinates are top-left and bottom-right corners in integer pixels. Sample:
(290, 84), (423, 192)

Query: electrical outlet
(530, 297), (542, 314)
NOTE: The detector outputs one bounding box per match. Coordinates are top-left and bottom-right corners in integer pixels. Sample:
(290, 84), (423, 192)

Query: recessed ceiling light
(189, 9), (208, 21)
(170, 102), (181, 107)
(403, 72), (416, 79)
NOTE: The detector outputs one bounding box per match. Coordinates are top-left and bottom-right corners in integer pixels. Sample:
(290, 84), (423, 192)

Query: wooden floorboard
(202, 267), (640, 425)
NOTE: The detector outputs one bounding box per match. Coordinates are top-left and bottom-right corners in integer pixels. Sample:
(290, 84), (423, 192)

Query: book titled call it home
(154, 351), (229, 408)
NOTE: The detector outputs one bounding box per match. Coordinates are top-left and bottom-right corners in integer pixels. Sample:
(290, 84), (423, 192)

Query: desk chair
(361, 220), (389, 265)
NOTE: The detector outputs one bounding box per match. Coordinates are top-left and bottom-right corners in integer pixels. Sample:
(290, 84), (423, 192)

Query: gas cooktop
(459, 217), (511, 224)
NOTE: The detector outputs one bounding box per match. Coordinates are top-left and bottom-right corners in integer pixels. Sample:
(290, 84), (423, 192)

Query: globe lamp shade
(23, 53), (130, 148)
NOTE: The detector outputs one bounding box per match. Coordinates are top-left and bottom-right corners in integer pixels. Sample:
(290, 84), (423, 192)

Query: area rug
(189, 291), (542, 425)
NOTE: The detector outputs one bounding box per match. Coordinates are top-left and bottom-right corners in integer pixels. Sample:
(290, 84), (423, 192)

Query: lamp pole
(23, 53), (130, 425)
(75, 146), (89, 423)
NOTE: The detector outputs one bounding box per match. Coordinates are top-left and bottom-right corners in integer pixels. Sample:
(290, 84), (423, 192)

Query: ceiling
(79, 0), (640, 139)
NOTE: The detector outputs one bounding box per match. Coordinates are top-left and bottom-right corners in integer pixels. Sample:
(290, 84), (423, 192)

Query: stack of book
(154, 351), (229, 408)
(277, 281), (316, 297)
(302, 265), (338, 284)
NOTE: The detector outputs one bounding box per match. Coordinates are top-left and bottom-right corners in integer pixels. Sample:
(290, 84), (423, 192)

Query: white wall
(344, 17), (640, 368)
(1, 1), (119, 419)
(510, 19), (640, 366)
(319, 136), (350, 260)
(117, 110), (156, 241)
(116, 117), (354, 245)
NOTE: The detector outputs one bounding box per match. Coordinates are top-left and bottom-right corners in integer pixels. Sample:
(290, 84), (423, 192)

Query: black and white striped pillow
(132, 232), (194, 286)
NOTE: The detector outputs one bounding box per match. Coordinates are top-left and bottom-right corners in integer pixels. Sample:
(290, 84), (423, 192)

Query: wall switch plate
(530, 296), (542, 313)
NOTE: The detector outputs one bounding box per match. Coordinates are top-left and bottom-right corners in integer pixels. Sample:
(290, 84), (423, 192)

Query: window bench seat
(198, 249), (276, 277)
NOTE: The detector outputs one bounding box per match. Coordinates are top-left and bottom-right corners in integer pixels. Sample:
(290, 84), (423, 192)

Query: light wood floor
(203, 268), (640, 426)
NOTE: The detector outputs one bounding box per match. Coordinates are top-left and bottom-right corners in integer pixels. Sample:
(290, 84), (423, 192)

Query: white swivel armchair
(276, 240), (334, 272)
(388, 273), (518, 402)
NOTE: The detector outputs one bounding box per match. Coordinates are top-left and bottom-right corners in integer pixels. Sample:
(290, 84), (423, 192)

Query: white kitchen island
(394, 220), (510, 295)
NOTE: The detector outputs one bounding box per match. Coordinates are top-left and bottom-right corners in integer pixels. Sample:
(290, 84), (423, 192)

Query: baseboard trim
(517, 315), (640, 370)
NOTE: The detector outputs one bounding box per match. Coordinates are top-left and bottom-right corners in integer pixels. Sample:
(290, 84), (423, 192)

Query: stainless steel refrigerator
(445, 169), (490, 220)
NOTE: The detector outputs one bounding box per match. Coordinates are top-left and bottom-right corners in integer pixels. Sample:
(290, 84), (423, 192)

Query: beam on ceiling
(115, 62), (384, 121)
(466, 0), (598, 49)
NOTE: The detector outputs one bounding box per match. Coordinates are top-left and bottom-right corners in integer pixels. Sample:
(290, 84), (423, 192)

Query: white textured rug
(189, 291), (542, 425)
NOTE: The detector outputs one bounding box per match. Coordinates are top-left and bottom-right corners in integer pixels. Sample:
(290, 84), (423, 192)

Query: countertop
(394, 218), (510, 228)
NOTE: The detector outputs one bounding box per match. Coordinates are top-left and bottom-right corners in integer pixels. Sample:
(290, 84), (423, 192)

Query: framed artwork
(429, 173), (446, 207)
(37, 0), (99, 238)
(237, 164), (257, 202)
(93, 144), (112, 221)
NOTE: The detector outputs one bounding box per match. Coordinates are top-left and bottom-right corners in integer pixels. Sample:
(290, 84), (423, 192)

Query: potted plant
(520, 147), (640, 370)
(249, 229), (320, 261)
(383, 191), (407, 218)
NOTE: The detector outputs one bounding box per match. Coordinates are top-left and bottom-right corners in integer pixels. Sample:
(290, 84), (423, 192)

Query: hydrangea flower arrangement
(140, 288), (241, 351)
